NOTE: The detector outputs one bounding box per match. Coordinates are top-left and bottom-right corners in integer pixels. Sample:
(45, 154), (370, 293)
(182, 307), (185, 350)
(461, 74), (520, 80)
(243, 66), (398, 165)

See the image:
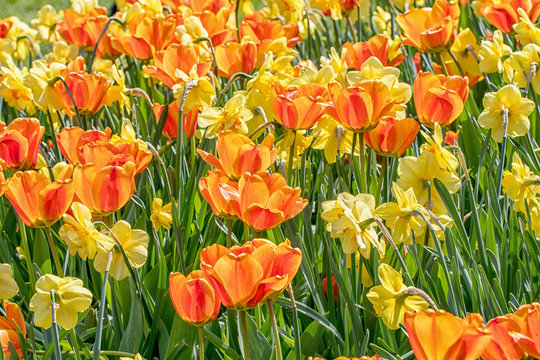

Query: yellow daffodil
(94, 220), (149, 280)
(120, 354), (143, 360)
(320, 48), (349, 86)
(71, 0), (99, 14)
(275, 129), (313, 169)
(171, 68), (216, 111)
(0, 64), (36, 114)
(312, 116), (356, 164)
(31, 5), (63, 43)
(366, 263), (429, 330)
(374, 183), (430, 245)
(0, 264), (18, 300)
(478, 84), (535, 142)
(373, 6), (392, 35)
(150, 198), (173, 231)
(420, 124), (459, 172)
(43, 41), (79, 63)
(441, 29), (482, 77)
(514, 8), (540, 46)
(321, 193), (385, 258)
(478, 30), (512, 74)
(501, 153), (540, 212)
(24, 59), (66, 111)
(29, 274), (92, 330)
(530, 201), (540, 240)
(502, 44), (540, 94)
(59, 202), (114, 260)
(198, 93), (252, 138)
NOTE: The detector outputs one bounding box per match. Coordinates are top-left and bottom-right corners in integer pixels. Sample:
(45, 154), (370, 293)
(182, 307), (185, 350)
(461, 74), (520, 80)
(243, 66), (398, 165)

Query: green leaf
(119, 288), (143, 352)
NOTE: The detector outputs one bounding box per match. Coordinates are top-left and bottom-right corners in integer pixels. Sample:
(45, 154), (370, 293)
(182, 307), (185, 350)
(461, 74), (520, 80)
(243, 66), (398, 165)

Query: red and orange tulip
(342, 34), (404, 69)
(404, 309), (491, 360)
(198, 169), (240, 219)
(3, 170), (74, 228)
(327, 81), (396, 133)
(143, 43), (212, 89)
(0, 301), (26, 359)
(197, 131), (276, 181)
(169, 270), (221, 327)
(472, 0), (540, 32)
(364, 117), (420, 157)
(72, 162), (136, 215)
(152, 101), (199, 139)
(57, 126), (112, 165)
(215, 41), (258, 79)
(272, 83), (330, 130)
(197, 8), (236, 46)
(482, 315), (524, 360)
(397, 0), (460, 53)
(234, 172), (307, 232)
(507, 302), (540, 358)
(200, 239), (302, 309)
(413, 72), (469, 128)
(0, 117), (44, 171)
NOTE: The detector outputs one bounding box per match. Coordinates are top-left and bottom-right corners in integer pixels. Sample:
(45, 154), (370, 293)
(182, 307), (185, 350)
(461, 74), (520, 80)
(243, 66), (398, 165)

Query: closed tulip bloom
(215, 41), (257, 79)
(169, 270), (220, 326)
(199, 169), (240, 219)
(272, 83), (330, 130)
(364, 117), (419, 157)
(413, 72), (469, 128)
(59, 202), (114, 260)
(236, 172), (308, 232)
(3, 171), (75, 228)
(152, 101), (199, 139)
(29, 274), (92, 330)
(0, 263), (18, 300)
(94, 220), (148, 280)
(366, 264), (429, 330)
(0, 118), (44, 171)
(404, 309), (491, 360)
(73, 162), (136, 216)
(197, 131), (276, 181)
(200, 239), (302, 309)
(0, 301), (26, 359)
(327, 80), (396, 133)
(472, 0), (540, 33)
(482, 315), (524, 360)
(397, 0), (460, 53)
(150, 198), (172, 231)
(478, 84), (535, 142)
(56, 126), (112, 164)
(508, 302), (540, 358)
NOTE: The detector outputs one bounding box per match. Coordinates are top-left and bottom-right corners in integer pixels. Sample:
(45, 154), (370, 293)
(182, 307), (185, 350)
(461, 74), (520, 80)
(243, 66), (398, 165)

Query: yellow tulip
(150, 198), (173, 231)
(94, 220), (149, 280)
(366, 264), (429, 330)
(478, 84), (534, 142)
(0, 263), (18, 300)
(59, 202), (114, 260)
(29, 274), (92, 330)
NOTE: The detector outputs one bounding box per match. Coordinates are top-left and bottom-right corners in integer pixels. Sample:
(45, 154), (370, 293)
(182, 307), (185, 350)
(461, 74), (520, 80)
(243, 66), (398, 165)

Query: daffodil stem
(447, 49), (465, 77)
(287, 284), (302, 360)
(239, 310), (250, 360)
(436, 52), (449, 76)
(359, 135), (367, 193)
(235, 0), (241, 42)
(50, 290), (62, 360)
(45, 228), (64, 277)
(267, 300), (283, 360)
(226, 219), (233, 247)
(288, 130), (296, 185)
(376, 156), (388, 205)
(69, 329), (82, 360)
(198, 327), (204, 360)
(93, 251), (112, 360)
(403, 287), (438, 310)
(19, 219), (36, 292)
(497, 107), (509, 197)
(350, 132), (358, 192)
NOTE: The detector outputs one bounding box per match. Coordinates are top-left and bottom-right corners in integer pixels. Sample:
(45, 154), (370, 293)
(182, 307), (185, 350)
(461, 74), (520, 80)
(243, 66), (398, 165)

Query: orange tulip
(169, 270), (221, 327)
(404, 309), (491, 360)
(57, 126), (112, 164)
(364, 117), (419, 157)
(198, 131), (276, 181)
(473, 0), (540, 32)
(235, 172), (307, 232)
(52, 71), (113, 118)
(162, 0), (232, 14)
(110, 14), (178, 60)
(397, 0), (460, 53)
(482, 315), (524, 360)
(508, 302), (540, 358)
(241, 13), (300, 49)
(200, 239), (302, 309)
(198, 169), (240, 219)
(215, 41), (257, 79)
(77, 142), (151, 175)
(327, 81), (396, 133)
(0, 301), (26, 359)
(342, 34), (404, 69)
(272, 83), (330, 130)
(444, 130), (459, 146)
(3, 171), (74, 228)
(143, 43), (212, 89)
(152, 101), (199, 139)
(72, 162), (136, 215)
(413, 72), (469, 128)
(322, 275), (338, 305)
(0, 118), (44, 171)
